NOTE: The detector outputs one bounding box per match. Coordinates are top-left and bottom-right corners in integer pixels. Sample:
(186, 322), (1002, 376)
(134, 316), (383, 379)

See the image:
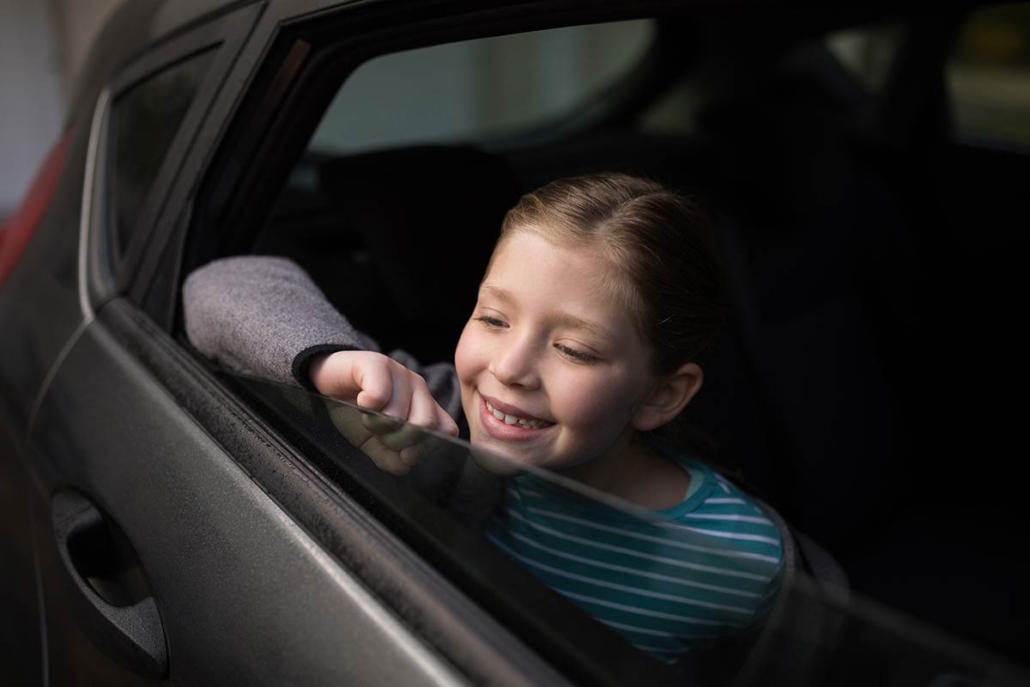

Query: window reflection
(232, 372), (783, 666)
(229, 373), (1030, 685)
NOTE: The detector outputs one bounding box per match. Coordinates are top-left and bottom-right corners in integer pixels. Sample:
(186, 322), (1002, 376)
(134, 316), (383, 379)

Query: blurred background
(0, 0), (122, 223)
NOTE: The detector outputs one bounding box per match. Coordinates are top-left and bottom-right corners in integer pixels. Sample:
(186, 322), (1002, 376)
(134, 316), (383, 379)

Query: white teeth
(486, 400), (548, 430)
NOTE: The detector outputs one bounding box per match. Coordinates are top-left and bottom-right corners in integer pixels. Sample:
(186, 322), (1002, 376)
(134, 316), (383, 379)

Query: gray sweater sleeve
(182, 255), (462, 420)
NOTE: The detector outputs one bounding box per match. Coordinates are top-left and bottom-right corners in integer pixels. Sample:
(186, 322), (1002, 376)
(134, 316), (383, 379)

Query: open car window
(173, 3), (1030, 683)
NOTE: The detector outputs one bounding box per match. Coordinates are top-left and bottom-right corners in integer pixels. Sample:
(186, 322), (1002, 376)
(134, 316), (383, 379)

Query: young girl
(184, 173), (783, 663)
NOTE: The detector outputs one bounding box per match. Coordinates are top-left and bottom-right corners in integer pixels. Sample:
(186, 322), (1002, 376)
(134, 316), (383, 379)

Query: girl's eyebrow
(481, 284), (616, 343)
(553, 313), (616, 344)
(480, 284), (515, 304)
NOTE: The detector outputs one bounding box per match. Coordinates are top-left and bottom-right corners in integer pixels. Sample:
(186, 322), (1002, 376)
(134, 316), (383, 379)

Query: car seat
(729, 496), (850, 687)
(317, 145), (523, 362)
(688, 41), (927, 553)
(255, 144), (522, 364)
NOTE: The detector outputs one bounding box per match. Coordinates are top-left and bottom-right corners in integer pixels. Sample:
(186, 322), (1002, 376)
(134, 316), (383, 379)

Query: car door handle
(50, 489), (168, 679)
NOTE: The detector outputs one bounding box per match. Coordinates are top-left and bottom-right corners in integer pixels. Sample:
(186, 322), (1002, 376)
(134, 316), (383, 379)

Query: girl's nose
(488, 336), (540, 389)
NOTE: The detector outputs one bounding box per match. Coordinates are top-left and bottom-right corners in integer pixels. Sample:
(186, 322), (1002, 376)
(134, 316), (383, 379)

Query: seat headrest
(318, 145), (522, 359)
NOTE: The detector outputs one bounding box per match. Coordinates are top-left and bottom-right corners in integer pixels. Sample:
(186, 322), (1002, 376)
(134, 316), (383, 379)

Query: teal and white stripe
(485, 454), (784, 662)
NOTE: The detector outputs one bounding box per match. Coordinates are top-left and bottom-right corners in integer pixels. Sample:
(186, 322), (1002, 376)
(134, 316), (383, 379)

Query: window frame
(138, 0), (738, 683)
(86, 4), (262, 312)
(131, 0), (983, 681)
(108, 47), (218, 278)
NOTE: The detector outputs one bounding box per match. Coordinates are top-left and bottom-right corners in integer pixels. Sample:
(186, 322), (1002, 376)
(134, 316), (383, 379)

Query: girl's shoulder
(650, 444), (785, 551)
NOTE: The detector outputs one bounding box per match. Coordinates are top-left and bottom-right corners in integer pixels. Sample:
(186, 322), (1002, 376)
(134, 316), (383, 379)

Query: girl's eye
(474, 315), (507, 328)
(555, 343), (599, 364)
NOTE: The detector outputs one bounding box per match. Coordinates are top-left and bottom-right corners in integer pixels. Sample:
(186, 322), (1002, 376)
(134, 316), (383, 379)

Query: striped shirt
(485, 452), (784, 664)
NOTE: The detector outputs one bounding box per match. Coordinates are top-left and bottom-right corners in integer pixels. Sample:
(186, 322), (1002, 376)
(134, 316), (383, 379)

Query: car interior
(177, 3), (1029, 682)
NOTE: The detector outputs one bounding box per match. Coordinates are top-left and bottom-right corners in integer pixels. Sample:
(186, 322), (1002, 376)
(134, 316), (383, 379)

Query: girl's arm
(183, 255), (369, 383)
(183, 255), (487, 486)
(182, 254), (462, 421)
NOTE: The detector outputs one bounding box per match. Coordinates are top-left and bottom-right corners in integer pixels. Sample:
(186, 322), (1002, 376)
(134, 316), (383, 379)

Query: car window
(111, 49), (215, 267)
(228, 373), (1030, 686)
(309, 20), (654, 155)
(183, 6), (1030, 684)
(947, 3), (1030, 148)
(228, 372), (780, 669)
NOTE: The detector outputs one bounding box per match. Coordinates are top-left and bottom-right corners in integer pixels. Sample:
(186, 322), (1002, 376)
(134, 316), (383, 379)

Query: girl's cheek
(552, 371), (632, 424)
(453, 324), (477, 381)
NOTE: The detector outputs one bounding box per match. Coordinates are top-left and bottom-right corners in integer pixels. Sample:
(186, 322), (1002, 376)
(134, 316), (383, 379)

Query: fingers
(360, 435), (416, 476)
(353, 355), (409, 415)
(316, 352), (458, 477)
(364, 377), (440, 450)
(437, 405), (460, 437)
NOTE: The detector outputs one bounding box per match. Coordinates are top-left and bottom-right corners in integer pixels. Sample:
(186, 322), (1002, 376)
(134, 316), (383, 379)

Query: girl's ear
(631, 363), (704, 432)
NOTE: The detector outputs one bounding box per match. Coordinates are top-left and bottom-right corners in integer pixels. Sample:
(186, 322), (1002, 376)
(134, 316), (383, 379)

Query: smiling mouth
(484, 399), (553, 430)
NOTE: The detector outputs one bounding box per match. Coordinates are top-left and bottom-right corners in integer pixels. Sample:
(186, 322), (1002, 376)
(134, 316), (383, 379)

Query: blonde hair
(496, 173), (725, 373)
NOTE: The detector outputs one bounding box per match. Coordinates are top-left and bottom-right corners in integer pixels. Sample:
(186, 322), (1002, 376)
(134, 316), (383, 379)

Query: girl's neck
(558, 431), (691, 511)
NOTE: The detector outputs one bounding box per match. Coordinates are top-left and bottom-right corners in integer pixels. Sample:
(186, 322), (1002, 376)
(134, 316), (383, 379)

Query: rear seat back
(693, 54), (925, 551)
(260, 145), (521, 362)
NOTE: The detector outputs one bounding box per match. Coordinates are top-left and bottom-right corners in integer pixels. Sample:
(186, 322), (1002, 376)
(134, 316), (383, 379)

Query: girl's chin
(468, 444), (528, 476)
(467, 426), (550, 476)
(465, 394), (561, 475)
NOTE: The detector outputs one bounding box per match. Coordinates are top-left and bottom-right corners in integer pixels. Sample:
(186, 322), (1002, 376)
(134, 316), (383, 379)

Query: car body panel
(28, 309), (469, 686)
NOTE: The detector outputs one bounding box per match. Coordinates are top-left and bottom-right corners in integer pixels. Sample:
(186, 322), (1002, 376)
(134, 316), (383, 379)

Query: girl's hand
(309, 351), (459, 475)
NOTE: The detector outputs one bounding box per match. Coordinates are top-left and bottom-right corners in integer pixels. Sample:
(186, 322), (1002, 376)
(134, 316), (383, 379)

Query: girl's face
(454, 231), (660, 474)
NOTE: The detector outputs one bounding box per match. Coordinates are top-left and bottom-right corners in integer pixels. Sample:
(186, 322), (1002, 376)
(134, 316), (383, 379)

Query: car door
(18, 2), (561, 685)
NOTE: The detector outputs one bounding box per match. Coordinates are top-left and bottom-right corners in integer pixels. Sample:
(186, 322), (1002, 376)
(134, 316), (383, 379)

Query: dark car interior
(179, 2), (1029, 681)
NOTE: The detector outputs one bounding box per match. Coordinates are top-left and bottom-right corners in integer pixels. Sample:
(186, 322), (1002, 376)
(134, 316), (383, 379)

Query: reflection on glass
(479, 446), (783, 666)
(234, 373), (784, 665)
(348, 398), (780, 663)
(232, 373), (1030, 686)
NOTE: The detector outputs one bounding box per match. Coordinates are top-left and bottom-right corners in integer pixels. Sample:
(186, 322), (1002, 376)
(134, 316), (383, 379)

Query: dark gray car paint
(29, 316), (469, 686)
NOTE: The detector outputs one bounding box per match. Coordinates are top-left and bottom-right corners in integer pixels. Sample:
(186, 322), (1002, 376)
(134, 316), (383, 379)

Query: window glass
(947, 3), (1030, 147)
(231, 373), (780, 675)
(111, 49), (215, 262)
(309, 20), (654, 154)
(231, 374), (1030, 686)
(192, 9), (1030, 682)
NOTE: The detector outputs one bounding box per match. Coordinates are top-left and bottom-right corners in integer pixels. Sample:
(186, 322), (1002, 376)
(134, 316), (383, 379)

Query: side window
(195, 16), (767, 683)
(183, 5), (1030, 683)
(110, 49), (215, 266)
(947, 3), (1030, 147)
(310, 21), (654, 155)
